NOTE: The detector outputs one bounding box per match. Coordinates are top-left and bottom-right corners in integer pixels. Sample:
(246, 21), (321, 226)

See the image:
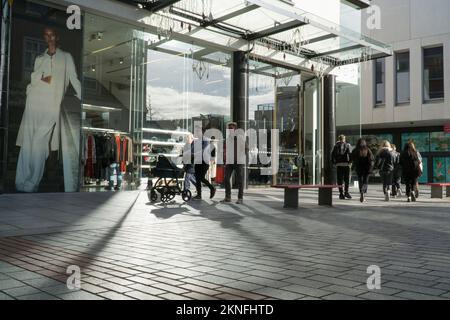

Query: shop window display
(430, 132), (450, 152)
(6, 0), (83, 193)
(401, 132), (430, 153)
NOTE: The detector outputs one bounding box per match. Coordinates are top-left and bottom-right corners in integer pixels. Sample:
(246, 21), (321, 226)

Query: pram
(147, 155), (192, 203)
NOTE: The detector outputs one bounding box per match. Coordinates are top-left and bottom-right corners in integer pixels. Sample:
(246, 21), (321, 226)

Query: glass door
(274, 72), (301, 185)
(303, 77), (322, 185)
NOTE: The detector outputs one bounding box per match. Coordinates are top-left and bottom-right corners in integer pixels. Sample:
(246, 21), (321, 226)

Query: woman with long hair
(375, 140), (396, 201)
(400, 141), (422, 202)
(351, 138), (375, 202)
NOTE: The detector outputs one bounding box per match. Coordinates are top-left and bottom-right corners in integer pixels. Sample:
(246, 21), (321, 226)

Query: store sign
(444, 124), (450, 133)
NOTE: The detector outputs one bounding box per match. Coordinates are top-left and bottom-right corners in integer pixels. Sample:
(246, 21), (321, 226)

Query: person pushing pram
(182, 133), (196, 192)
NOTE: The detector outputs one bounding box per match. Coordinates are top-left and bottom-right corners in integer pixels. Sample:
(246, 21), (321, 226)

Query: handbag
(418, 161), (423, 177)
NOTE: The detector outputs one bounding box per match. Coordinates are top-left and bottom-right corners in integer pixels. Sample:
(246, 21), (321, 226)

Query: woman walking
(351, 138), (375, 203)
(375, 141), (396, 201)
(400, 141), (422, 202)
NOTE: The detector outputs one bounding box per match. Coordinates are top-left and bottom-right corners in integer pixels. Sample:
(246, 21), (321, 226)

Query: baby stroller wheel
(182, 190), (192, 202)
(149, 190), (158, 202)
(161, 193), (169, 203)
(167, 191), (176, 202)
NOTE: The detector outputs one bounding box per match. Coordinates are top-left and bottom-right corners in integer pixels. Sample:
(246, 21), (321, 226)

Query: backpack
(333, 142), (350, 163)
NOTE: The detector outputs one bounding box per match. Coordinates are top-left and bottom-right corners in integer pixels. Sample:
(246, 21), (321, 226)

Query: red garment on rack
(120, 137), (129, 172)
(114, 135), (130, 173)
(84, 135), (95, 178)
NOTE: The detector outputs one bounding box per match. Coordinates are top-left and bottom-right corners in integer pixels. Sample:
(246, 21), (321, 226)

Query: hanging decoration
(281, 72), (293, 87)
(312, 57), (326, 79)
(192, 59), (209, 80)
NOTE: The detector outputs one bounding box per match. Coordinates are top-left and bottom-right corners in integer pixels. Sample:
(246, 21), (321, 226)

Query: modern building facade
(360, 0), (450, 183)
(0, 0), (391, 193)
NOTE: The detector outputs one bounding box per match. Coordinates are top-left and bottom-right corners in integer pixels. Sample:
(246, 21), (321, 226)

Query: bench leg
(284, 189), (299, 209)
(431, 186), (444, 199)
(318, 188), (333, 206)
(447, 186), (450, 197)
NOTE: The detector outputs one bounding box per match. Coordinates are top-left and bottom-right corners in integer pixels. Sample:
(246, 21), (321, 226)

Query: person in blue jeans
(107, 163), (122, 190)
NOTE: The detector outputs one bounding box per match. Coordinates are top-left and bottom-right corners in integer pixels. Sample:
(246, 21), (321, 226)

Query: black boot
(339, 188), (345, 200)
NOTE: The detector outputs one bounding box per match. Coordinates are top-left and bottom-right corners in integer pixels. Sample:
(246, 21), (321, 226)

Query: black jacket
(331, 142), (352, 165)
(400, 150), (421, 179)
(375, 148), (396, 173)
(351, 148), (374, 175)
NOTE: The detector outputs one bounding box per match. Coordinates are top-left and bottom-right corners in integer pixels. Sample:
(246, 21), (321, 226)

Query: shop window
(395, 51), (410, 104)
(433, 157), (450, 183)
(364, 134), (393, 155)
(424, 46), (444, 101)
(430, 132), (450, 152)
(401, 132), (430, 153)
(374, 58), (385, 106)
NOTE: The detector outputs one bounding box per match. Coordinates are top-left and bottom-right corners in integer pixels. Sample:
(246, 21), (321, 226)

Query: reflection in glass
(396, 51), (410, 104)
(375, 58), (385, 105)
(424, 47), (444, 101)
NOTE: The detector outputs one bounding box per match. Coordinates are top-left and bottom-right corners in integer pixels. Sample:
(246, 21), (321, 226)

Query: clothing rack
(82, 126), (129, 135)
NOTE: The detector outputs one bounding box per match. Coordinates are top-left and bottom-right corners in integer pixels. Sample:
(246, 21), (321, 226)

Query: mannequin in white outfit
(15, 27), (81, 192)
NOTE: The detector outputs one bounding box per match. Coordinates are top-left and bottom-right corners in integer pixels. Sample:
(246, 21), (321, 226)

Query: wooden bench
(427, 183), (450, 199)
(271, 185), (340, 208)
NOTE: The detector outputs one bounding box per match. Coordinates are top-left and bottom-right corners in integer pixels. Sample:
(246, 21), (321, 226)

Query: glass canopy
(117, 0), (392, 75)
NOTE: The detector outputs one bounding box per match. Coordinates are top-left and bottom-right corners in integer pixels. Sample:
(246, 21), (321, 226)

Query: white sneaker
(407, 197), (411, 203)
(385, 193), (390, 202)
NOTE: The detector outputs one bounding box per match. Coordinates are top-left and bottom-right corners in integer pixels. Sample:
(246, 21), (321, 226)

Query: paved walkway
(1, 186), (450, 300)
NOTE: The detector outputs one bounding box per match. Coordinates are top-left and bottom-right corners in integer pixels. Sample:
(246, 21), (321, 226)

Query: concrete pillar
(323, 75), (336, 185)
(231, 51), (247, 129)
(231, 51), (248, 188)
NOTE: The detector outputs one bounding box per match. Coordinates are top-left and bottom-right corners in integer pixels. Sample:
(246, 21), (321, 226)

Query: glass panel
(364, 134), (393, 156)
(81, 13), (141, 191)
(173, 0), (392, 67)
(430, 132), (450, 152)
(145, 46), (231, 188)
(424, 46), (444, 101)
(375, 58), (385, 105)
(158, 40), (204, 54)
(336, 64), (361, 142)
(248, 66), (275, 186)
(275, 73), (301, 185)
(401, 132), (430, 153)
(433, 157), (447, 183)
(303, 78), (321, 185)
(225, 8), (292, 32)
(447, 158), (450, 183)
(396, 51), (410, 104)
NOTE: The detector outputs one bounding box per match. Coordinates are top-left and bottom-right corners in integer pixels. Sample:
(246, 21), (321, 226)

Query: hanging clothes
(84, 134), (96, 178)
